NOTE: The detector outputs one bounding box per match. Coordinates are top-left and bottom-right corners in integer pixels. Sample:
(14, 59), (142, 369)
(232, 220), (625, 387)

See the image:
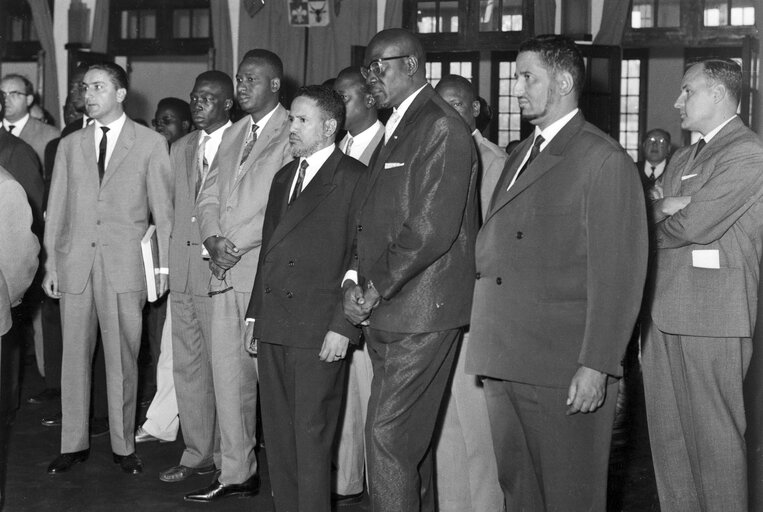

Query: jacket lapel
(79, 123), (99, 184)
(232, 104), (287, 192)
(101, 118), (135, 188)
(265, 148), (341, 253)
(485, 112), (584, 224)
(186, 131), (201, 197)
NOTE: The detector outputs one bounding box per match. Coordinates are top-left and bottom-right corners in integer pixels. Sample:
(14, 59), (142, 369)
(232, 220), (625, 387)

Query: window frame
(620, 49), (649, 163)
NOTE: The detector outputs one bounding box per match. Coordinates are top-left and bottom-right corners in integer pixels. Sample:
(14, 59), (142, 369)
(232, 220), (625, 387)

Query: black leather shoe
(41, 411), (62, 427)
(184, 474), (260, 502)
(113, 452), (143, 474)
(332, 491), (365, 506)
(27, 388), (61, 405)
(47, 450), (89, 474)
(159, 464), (216, 483)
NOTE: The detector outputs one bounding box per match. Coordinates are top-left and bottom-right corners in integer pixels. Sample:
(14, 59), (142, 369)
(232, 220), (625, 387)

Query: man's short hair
(519, 34), (585, 99)
(294, 85), (345, 136)
(436, 74), (476, 101)
(336, 66), (369, 94)
(241, 49), (284, 80)
(157, 97), (191, 124)
(698, 58), (742, 105)
(195, 70), (234, 100)
(2, 73), (34, 96)
(88, 62), (129, 92)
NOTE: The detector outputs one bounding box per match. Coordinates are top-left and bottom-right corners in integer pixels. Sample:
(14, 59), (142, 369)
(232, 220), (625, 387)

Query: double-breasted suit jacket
(467, 112), (648, 387)
(355, 85), (479, 333)
(197, 105), (293, 292)
(651, 116), (763, 338)
(247, 148), (364, 346)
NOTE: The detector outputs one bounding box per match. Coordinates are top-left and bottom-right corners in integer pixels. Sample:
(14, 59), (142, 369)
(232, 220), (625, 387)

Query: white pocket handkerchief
(681, 173), (698, 180)
(692, 249), (720, 269)
(384, 162), (404, 169)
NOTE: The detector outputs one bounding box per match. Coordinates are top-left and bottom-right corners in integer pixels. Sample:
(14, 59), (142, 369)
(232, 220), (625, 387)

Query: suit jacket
(474, 131), (508, 220)
(246, 148), (365, 347)
(0, 128), (44, 235)
(339, 123), (385, 166)
(651, 116), (763, 338)
(0, 166), (39, 335)
(19, 117), (60, 169)
(197, 105), (293, 292)
(168, 129), (227, 296)
(466, 112), (648, 387)
(354, 85), (479, 333)
(44, 117), (173, 294)
(44, 119), (89, 202)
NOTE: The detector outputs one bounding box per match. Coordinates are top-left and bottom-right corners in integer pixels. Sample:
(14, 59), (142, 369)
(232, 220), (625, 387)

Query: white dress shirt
(385, 84), (427, 143)
(200, 120), (233, 163)
(341, 119), (384, 160)
(288, 143), (335, 198)
(3, 113), (29, 136)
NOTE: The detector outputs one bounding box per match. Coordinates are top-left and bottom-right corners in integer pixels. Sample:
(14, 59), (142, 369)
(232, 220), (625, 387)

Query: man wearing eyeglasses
(640, 128), (672, 199)
(342, 28), (479, 512)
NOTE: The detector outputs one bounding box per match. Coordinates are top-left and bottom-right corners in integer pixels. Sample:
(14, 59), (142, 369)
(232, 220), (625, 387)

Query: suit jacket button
(288, 260), (295, 267)
(496, 277), (502, 285)
(286, 291), (293, 298)
(265, 287), (271, 294)
(186, 241), (190, 246)
(96, 220), (101, 225)
(516, 231), (523, 239)
(475, 272), (481, 279)
(357, 224), (363, 232)
(91, 242), (95, 247)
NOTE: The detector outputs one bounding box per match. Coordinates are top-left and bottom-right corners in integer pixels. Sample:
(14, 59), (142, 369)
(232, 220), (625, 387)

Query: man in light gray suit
(644, 59), (763, 512)
(190, 49), (292, 502)
(331, 66), (383, 504)
(158, 71), (233, 485)
(43, 62), (172, 475)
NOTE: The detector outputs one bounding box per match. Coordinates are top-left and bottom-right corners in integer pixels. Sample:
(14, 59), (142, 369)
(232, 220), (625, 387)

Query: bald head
(363, 29), (427, 109)
(435, 74), (479, 130)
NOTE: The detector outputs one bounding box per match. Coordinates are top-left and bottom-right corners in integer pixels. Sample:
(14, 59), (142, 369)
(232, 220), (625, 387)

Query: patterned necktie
(289, 160), (309, 205)
(385, 111), (401, 144)
(344, 136), (354, 156)
(98, 126), (110, 183)
(516, 134), (545, 179)
(194, 135), (211, 198)
(7, 125), (15, 136)
(239, 123), (259, 167)
(649, 165), (657, 182)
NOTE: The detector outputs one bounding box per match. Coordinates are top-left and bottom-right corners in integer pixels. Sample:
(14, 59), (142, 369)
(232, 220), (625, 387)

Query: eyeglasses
(1, 91), (26, 100)
(360, 55), (409, 79)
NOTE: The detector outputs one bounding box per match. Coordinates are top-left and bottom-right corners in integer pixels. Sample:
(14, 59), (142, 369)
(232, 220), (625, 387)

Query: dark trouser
(364, 327), (460, 512)
(483, 377), (618, 512)
(259, 342), (347, 512)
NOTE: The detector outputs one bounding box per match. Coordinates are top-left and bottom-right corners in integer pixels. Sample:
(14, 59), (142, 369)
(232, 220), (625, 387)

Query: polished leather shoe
(332, 491), (365, 506)
(184, 474), (260, 502)
(113, 452), (143, 474)
(159, 464), (216, 483)
(47, 450), (89, 474)
(27, 388), (60, 405)
(41, 411), (62, 427)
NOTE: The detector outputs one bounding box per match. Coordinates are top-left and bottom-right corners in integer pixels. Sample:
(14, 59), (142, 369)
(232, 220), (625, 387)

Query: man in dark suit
(245, 85), (364, 512)
(644, 59), (763, 512)
(343, 28), (479, 512)
(639, 128), (671, 199)
(43, 62), (172, 475)
(466, 35), (648, 511)
(156, 70), (233, 484)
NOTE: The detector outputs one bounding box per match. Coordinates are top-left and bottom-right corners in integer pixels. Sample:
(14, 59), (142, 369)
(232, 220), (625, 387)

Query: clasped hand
(203, 235), (240, 270)
(342, 281), (380, 326)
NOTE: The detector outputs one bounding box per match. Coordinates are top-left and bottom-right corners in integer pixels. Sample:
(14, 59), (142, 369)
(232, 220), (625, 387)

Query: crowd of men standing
(1, 27), (762, 512)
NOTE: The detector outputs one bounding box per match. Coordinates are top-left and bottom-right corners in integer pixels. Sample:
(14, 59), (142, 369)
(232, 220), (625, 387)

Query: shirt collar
(252, 104), (279, 135)
(702, 115), (737, 143)
(534, 108), (579, 149)
(94, 112), (127, 133)
(202, 120), (232, 142)
(302, 143), (335, 171)
(3, 113), (30, 134)
(347, 119), (383, 146)
(392, 84), (428, 121)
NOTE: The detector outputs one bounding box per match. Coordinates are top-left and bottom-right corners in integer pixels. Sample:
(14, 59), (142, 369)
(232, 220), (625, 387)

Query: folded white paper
(692, 249), (720, 269)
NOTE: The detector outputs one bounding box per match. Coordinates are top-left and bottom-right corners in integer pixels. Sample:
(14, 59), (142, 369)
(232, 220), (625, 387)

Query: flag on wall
(288, 0), (330, 26)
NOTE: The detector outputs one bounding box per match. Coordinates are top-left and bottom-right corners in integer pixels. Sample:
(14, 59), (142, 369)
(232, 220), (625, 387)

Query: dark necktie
(239, 123), (258, 167)
(289, 160), (309, 205)
(516, 134), (545, 179)
(649, 165), (657, 182)
(694, 138), (706, 158)
(7, 125), (15, 136)
(98, 126), (110, 183)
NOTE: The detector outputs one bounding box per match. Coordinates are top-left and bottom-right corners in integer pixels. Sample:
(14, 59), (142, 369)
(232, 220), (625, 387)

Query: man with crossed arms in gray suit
(644, 58), (763, 512)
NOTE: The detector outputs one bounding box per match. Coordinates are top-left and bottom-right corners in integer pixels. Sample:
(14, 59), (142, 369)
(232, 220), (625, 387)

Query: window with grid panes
(704, 0), (755, 26)
(494, 58), (521, 148)
(620, 58), (644, 161)
(425, 53), (478, 89)
(631, 0), (681, 28)
(479, 0), (523, 32)
(416, 1), (460, 33)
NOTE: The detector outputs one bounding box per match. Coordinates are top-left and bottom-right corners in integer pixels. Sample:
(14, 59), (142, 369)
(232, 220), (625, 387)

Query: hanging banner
(288, 0), (330, 27)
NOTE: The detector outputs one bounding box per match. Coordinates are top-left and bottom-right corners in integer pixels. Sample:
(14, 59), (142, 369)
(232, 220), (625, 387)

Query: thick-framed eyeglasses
(360, 55), (409, 79)
(1, 90), (27, 100)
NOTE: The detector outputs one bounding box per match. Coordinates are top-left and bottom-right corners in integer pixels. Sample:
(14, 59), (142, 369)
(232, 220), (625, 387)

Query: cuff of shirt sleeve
(342, 270), (358, 286)
(154, 268), (169, 275)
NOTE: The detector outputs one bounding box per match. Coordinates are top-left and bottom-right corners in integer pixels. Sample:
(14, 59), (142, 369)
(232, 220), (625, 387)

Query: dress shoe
(184, 474), (260, 502)
(332, 491), (365, 506)
(90, 417), (109, 438)
(41, 412), (62, 427)
(159, 464), (216, 483)
(27, 388), (60, 405)
(47, 450), (89, 474)
(113, 452), (143, 474)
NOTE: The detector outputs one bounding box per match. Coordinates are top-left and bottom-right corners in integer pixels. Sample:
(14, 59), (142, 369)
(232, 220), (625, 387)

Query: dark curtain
(91, 0), (110, 54)
(534, 0), (556, 35)
(26, 0), (60, 126)
(593, 0), (631, 45)
(384, 0), (403, 29)
(210, 0), (234, 76)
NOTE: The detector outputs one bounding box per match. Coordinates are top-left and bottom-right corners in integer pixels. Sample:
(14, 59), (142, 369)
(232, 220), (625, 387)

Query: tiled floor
(1, 357), (660, 511)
